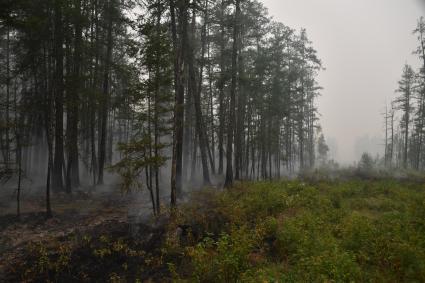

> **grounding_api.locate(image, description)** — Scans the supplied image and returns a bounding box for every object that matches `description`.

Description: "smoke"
[354,135,384,161]
[416,0,425,12]
[262,0,424,165]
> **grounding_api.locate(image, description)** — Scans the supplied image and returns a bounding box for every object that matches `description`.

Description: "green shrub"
[171,179,425,282]
[186,226,257,283]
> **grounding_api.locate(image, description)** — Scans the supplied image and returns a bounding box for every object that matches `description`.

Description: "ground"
[1,175,425,282]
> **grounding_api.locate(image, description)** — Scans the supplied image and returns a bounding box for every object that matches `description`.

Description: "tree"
[413,17,425,170]
[52,0,65,191]
[317,133,329,166]
[394,64,415,169]
[224,0,241,188]
[65,0,83,192]
[358,152,374,172]
[187,6,211,185]
[98,0,116,185]
[0,0,326,219]
[170,0,188,205]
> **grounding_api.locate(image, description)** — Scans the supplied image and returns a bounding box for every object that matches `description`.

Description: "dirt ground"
[0,184,161,281]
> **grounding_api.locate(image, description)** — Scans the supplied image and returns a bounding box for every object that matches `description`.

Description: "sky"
[261,0,425,164]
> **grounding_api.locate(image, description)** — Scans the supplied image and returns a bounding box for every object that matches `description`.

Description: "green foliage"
[186,226,257,283]
[169,179,425,282]
[113,137,167,193]
[9,178,425,282]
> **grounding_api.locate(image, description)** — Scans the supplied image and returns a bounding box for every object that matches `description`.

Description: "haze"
[262,0,425,164]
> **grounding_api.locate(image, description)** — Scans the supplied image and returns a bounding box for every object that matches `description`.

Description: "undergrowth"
[167,179,425,282]
[9,179,425,282]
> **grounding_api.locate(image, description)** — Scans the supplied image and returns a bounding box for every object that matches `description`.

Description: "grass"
[6,178,425,282]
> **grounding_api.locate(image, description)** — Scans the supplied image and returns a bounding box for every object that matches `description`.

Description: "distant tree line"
[384,17,425,171]
[0,0,324,217]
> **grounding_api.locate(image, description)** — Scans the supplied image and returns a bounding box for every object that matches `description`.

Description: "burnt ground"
[0,186,172,282]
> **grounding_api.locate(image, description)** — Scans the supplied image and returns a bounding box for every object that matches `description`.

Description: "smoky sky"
[262,0,425,164]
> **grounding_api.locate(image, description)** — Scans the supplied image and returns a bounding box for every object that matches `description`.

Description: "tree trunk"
[53,0,65,191]
[183,65,193,183]
[235,33,246,180]
[5,26,10,168]
[170,0,187,205]
[90,0,100,186]
[217,0,226,175]
[98,0,114,184]
[14,78,21,220]
[188,8,210,185]
[66,0,82,192]
[44,45,53,219]
[224,0,240,188]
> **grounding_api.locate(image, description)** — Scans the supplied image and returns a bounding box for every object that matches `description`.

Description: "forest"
[0,0,425,282]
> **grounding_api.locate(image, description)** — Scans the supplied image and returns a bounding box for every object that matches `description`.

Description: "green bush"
[169,179,425,282]
[186,226,257,283]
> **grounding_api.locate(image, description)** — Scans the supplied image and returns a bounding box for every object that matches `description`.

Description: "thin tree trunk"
[207,25,216,175]
[188,7,211,185]
[66,0,83,192]
[154,2,162,215]
[224,0,240,188]
[14,81,21,219]
[98,0,114,184]
[217,0,226,175]
[183,66,192,183]
[5,26,10,168]
[170,0,186,205]
[147,73,156,215]
[404,94,410,168]
[44,44,53,219]
[53,0,65,191]
[90,0,100,186]
[235,33,246,180]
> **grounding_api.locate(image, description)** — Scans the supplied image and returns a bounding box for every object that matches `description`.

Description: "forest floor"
[1,174,425,282]
[0,186,162,282]
[0,192,123,247]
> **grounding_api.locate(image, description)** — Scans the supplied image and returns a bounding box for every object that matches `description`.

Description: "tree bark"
[66,0,83,192]
[224,0,240,188]
[98,0,114,184]
[217,0,226,175]
[170,0,188,203]
[53,0,65,191]
[5,26,10,168]
[188,7,211,185]
[235,32,246,180]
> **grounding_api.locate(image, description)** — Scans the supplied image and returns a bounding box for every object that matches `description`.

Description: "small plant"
[186,226,257,282]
